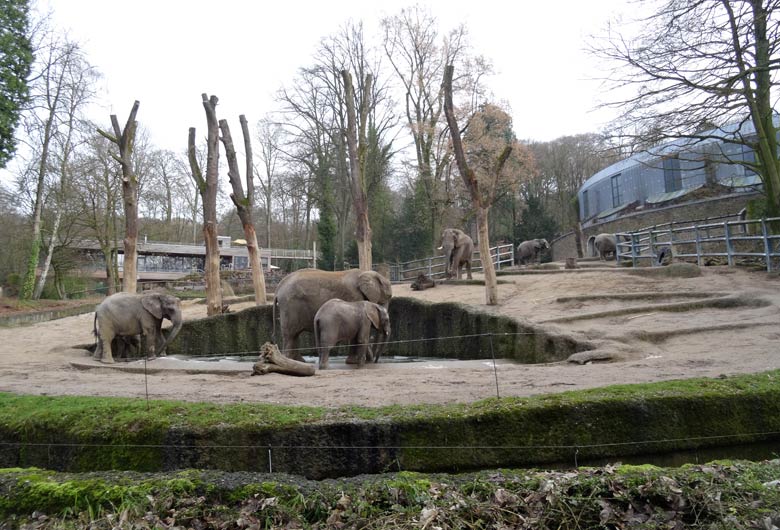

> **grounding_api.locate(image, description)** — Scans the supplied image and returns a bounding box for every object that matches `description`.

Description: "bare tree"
[219,115,267,305]
[255,118,282,254]
[341,69,373,270]
[97,101,139,293]
[593,0,780,218]
[443,66,512,305]
[188,94,222,316]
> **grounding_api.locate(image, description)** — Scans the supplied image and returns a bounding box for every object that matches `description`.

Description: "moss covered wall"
[2,373,780,479]
[166,298,591,362]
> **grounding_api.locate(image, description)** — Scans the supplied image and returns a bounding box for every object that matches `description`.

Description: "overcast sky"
[29,0,631,155]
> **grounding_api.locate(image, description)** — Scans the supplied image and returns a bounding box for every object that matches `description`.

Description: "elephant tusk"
[436,246,443,250]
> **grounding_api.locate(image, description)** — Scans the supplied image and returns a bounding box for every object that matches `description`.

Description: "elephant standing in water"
[273,269,393,361]
[594,233,617,261]
[439,228,474,280]
[313,299,391,369]
[93,292,183,363]
[516,238,549,265]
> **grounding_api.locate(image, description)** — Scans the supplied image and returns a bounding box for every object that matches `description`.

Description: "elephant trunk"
[159,309,183,355]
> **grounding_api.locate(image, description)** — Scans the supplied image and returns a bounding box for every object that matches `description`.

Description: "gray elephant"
[273,269,393,361]
[313,299,391,369]
[594,233,617,261]
[516,238,549,265]
[93,292,183,364]
[438,228,474,280]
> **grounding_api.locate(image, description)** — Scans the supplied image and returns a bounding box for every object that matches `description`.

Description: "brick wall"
[551,192,761,261]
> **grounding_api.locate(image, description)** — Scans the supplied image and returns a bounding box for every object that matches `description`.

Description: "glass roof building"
[577,118,777,224]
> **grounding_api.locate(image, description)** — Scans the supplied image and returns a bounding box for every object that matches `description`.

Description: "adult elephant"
[273,269,393,361]
[594,233,617,261]
[93,292,183,364]
[516,238,549,265]
[313,299,391,369]
[439,228,474,280]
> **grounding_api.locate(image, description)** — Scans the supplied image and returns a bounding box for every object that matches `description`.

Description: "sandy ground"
[1,264,779,408]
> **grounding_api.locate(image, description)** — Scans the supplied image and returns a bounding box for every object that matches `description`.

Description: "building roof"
[580,117,774,193]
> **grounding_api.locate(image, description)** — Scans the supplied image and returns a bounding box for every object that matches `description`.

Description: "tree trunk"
[33,209,62,299]
[188,95,222,316]
[98,101,140,294]
[342,70,373,271]
[219,116,267,305]
[476,207,498,305]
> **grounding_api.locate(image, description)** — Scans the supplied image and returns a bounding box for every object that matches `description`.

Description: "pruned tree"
[188,94,222,316]
[443,65,513,305]
[341,69,373,271]
[97,100,140,293]
[593,0,780,219]
[219,115,267,305]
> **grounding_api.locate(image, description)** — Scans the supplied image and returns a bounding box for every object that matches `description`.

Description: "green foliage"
[0,0,33,168]
[396,179,435,260]
[316,175,337,271]
[39,273,87,300]
[514,195,559,246]
[19,234,40,300]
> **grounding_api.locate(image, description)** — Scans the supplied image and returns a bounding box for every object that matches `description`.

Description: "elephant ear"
[358,271,392,304]
[364,304,382,330]
[141,295,164,320]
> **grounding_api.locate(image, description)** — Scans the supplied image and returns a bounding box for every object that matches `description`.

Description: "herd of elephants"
[90,229,619,369]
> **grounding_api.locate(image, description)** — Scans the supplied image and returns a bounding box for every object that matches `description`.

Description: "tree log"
[252,342,315,377]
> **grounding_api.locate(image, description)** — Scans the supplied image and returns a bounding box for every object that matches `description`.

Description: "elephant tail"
[313,315,321,353]
[93,311,98,338]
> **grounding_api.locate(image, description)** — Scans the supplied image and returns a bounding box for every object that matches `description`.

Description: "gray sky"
[35,0,629,152]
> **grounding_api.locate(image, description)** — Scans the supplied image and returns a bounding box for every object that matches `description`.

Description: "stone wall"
[551,192,760,261]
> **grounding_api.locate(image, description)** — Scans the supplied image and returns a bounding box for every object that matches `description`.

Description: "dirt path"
[1,266,779,407]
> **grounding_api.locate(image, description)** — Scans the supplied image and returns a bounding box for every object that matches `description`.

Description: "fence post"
[694,224,703,267]
[761,218,772,272]
[428,257,433,277]
[649,229,657,267]
[631,233,639,268]
[725,222,734,267]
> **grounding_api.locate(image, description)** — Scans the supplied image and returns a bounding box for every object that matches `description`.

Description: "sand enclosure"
[1,265,779,407]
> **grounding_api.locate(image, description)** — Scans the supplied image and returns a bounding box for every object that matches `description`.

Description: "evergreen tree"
[514,196,558,245]
[0,0,33,168]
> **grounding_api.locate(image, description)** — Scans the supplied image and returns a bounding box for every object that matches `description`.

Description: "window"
[582,190,590,218]
[611,174,622,207]
[663,157,681,192]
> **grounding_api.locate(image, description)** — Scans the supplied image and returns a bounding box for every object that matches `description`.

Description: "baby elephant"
[313,299,391,370]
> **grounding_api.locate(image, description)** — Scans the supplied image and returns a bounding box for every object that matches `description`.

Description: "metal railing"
[387,244,515,282]
[616,217,780,271]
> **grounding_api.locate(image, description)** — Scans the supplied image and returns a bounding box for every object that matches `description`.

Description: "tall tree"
[443,67,514,305]
[97,101,139,294]
[219,115,267,305]
[341,69,373,271]
[594,0,780,219]
[0,0,33,168]
[188,94,222,316]
[19,39,83,299]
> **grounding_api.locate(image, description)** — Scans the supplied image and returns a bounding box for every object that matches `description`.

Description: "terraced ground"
[0,261,778,406]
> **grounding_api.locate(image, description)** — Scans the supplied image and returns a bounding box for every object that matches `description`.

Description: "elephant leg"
[284,332,305,362]
[145,332,157,359]
[155,327,167,357]
[99,333,115,364]
[466,257,472,279]
[318,344,331,370]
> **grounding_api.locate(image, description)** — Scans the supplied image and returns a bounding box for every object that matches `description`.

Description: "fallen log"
[252,342,315,377]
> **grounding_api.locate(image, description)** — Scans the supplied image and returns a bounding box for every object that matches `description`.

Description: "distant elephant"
[594,233,617,261]
[516,238,549,265]
[93,292,183,364]
[438,228,474,280]
[313,299,391,369]
[273,269,393,361]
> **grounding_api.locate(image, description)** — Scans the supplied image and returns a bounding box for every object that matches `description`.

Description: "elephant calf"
[313,299,391,370]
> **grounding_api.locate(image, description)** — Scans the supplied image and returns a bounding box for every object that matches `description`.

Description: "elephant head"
[364,302,391,363]
[141,293,183,356]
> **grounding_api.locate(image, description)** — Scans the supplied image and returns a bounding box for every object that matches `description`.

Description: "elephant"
[516,238,549,265]
[438,228,474,280]
[273,269,393,361]
[594,233,617,261]
[93,292,183,364]
[313,299,391,369]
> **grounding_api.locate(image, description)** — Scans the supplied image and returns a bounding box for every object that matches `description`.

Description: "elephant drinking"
[273,269,393,361]
[438,228,474,280]
[313,299,391,369]
[93,292,183,364]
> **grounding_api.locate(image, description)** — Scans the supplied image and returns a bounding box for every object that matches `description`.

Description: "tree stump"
[252,342,315,377]
[565,257,578,269]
